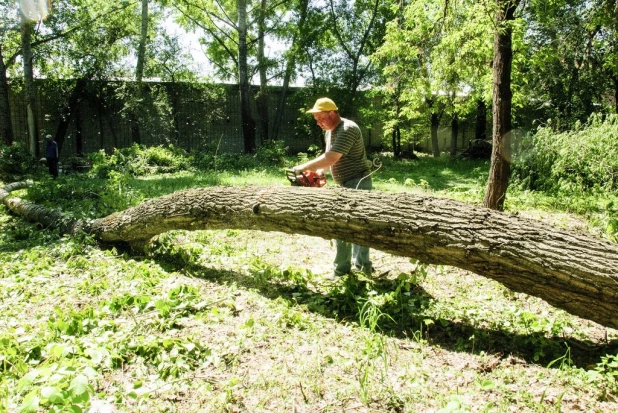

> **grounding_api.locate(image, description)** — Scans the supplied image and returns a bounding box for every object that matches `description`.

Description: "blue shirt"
[46,140,58,158]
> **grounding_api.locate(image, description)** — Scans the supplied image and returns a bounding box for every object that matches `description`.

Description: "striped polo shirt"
[327,117,371,185]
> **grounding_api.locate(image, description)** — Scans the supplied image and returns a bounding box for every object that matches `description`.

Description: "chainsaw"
[285,168,327,187]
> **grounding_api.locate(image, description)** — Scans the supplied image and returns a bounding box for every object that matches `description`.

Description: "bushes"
[513,114,618,192]
[89,144,190,178]
[89,141,291,179]
[0,142,42,181]
[190,139,289,171]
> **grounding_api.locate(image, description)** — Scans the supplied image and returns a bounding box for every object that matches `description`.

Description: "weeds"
[1,141,617,411]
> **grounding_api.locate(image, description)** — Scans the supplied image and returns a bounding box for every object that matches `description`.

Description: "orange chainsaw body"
[286,169,326,187]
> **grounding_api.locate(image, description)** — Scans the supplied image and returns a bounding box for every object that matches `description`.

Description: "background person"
[45,134,59,178]
[293,97,374,277]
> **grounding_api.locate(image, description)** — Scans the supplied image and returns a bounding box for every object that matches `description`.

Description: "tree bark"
[450,114,458,157]
[54,78,88,152]
[4,183,617,330]
[256,0,269,143]
[392,124,401,158]
[0,44,14,145]
[238,0,256,153]
[272,0,309,141]
[484,0,520,211]
[130,0,149,146]
[475,99,487,141]
[21,20,39,158]
[614,74,618,114]
[431,112,440,157]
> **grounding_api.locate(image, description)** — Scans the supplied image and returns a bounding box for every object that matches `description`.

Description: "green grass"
[1,154,617,412]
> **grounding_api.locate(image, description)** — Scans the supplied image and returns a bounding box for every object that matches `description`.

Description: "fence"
[7,79,477,157]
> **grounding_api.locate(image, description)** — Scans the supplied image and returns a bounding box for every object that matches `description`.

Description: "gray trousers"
[333,175,372,275]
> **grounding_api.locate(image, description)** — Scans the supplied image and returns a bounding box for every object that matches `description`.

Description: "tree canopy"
[2,0,618,206]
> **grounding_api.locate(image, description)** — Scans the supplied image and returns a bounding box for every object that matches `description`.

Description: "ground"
[2,212,617,412]
[110,230,618,411]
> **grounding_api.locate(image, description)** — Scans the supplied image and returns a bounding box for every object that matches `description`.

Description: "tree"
[3,182,618,330]
[271,0,309,141]
[42,1,142,151]
[237,0,256,152]
[170,0,291,152]
[20,19,39,158]
[519,0,618,129]
[372,0,494,157]
[0,2,19,146]
[325,0,388,106]
[0,0,144,155]
[0,43,14,146]
[483,0,521,211]
[128,0,151,146]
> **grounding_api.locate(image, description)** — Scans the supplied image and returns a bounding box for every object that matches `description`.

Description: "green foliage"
[370,0,494,150]
[190,139,290,172]
[3,137,618,411]
[588,353,618,395]
[88,144,190,178]
[17,366,94,413]
[0,336,29,378]
[513,114,618,192]
[145,231,206,268]
[520,1,618,129]
[252,140,288,166]
[0,142,41,181]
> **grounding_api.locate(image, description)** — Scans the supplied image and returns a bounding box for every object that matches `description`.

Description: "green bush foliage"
[88,144,190,178]
[87,141,291,179]
[189,139,290,171]
[513,114,618,192]
[0,142,41,181]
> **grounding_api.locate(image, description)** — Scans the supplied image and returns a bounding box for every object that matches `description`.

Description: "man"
[45,135,59,178]
[293,97,373,276]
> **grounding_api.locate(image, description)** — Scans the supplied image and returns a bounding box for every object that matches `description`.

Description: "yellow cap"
[306,97,338,113]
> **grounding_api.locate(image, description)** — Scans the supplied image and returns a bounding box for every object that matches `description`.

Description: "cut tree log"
[3,183,618,330]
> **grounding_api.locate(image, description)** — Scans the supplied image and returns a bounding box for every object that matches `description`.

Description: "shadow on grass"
[177,260,618,370]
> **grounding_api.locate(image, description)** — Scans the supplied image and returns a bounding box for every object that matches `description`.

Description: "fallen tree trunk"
[3,183,618,329]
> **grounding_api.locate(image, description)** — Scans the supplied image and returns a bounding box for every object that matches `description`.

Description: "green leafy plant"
[16,364,95,413]
[513,113,618,192]
[0,142,41,180]
[588,353,618,395]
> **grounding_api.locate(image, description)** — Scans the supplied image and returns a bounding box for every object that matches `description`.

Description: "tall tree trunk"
[0,45,13,145]
[256,0,269,143]
[272,0,309,141]
[4,183,618,330]
[431,112,440,157]
[75,102,83,155]
[615,75,618,114]
[328,0,380,107]
[238,0,255,153]
[450,114,458,157]
[131,0,149,145]
[484,0,520,211]
[0,65,11,147]
[97,83,106,152]
[392,124,401,158]
[21,20,39,157]
[168,84,182,145]
[475,99,487,140]
[54,78,88,152]
[136,0,148,85]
